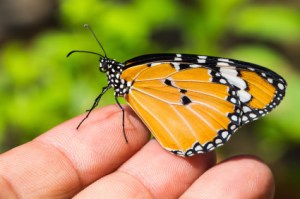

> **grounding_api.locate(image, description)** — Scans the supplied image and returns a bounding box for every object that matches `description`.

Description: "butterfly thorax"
[99,58,129,97]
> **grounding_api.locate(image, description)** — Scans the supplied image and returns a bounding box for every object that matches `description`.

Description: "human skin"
[0,105,274,199]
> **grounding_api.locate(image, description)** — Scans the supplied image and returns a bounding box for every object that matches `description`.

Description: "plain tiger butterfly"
[68,25,287,157]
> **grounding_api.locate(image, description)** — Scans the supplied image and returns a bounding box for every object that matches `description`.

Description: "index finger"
[0,105,150,198]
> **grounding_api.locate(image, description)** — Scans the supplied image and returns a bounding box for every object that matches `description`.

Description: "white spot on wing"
[217,62,230,66]
[206,143,214,151]
[219,78,227,84]
[218,58,230,62]
[242,115,248,121]
[230,125,236,130]
[150,63,161,67]
[226,134,231,141]
[172,62,181,70]
[220,67,238,76]
[194,145,202,152]
[221,131,229,139]
[268,78,273,83]
[279,78,285,83]
[278,83,285,90]
[218,58,234,64]
[215,139,222,144]
[230,97,237,104]
[242,106,252,113]
[231,115,238,122]
[237,90,252,103]
[197,59,206,63]
[222,73,247,90]
[190,64,199,68]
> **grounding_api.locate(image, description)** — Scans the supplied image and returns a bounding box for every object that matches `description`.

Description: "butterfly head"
[99,57,123,72]
[99,57,111,72]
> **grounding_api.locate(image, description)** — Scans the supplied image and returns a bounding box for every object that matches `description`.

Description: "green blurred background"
[0,0,299,198]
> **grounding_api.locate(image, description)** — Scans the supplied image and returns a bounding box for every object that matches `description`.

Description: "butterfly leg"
[115,96,128,143]
[77,86,110,129]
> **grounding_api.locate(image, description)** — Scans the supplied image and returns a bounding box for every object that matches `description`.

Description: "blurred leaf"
[265,74,300,141]
[226,44,289,71]
[232,5,300,42]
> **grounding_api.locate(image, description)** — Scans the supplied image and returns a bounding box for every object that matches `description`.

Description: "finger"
[180,155,275,199]
[74,140,216,199]
[0,105,149,199]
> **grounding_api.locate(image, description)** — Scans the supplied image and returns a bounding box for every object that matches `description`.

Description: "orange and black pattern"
[78,53,287,157]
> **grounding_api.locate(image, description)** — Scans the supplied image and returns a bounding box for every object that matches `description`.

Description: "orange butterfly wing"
[120,54,286,156]
[122,63,241,156]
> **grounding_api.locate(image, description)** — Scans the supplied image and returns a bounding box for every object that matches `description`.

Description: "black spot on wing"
[180,89,187,93]
[181,96,192,105]
[164,79,173,87]
[178,63,190,70]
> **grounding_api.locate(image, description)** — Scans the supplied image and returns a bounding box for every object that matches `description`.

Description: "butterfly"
[68,25,287,157]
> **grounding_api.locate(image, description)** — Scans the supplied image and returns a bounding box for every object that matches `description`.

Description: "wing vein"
[129,92,184,152]
[193,102,232,129]
[170,105,199,142]
[186,106,216,132]
[132,86,232,118]
[132,84,228,103]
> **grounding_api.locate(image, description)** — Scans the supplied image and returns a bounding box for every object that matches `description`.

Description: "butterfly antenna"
[84,24,107,57]
[66,50,103,58]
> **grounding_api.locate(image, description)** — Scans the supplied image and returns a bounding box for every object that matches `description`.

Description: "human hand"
[0,105,274,199]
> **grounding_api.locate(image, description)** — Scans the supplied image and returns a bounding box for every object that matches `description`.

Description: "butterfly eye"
[99,59,108,72]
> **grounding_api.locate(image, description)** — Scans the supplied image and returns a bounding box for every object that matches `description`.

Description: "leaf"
[232,5,300,42]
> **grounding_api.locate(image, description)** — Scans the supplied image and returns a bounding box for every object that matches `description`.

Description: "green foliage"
[0,0,299,160]
[232,5,300,42]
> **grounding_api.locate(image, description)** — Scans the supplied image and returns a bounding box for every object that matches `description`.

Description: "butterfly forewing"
[121,54,286,156]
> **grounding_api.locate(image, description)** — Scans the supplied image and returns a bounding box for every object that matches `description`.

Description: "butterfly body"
[98,58,128,96]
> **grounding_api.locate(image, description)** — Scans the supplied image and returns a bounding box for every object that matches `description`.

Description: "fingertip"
[181,155,275,199]
[224,155,275,199]
[116,140,216,198]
